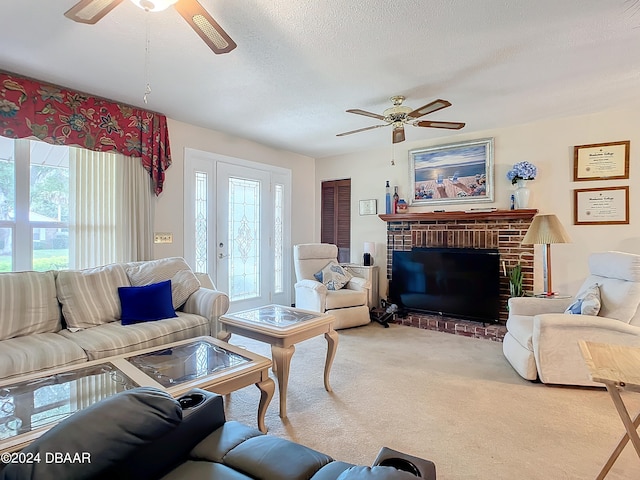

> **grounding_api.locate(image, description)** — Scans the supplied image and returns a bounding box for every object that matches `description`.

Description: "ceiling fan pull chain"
[143,10,152,104]
[391,141,395,166]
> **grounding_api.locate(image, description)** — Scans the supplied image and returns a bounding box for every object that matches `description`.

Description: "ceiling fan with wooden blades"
[64,0,237,54]
[337,96,465,144]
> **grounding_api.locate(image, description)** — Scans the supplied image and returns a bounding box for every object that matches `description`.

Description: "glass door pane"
[194,171,208,273]
[228,176,260,301]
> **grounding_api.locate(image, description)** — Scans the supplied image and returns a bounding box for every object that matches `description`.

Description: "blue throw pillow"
[119,280,177,325]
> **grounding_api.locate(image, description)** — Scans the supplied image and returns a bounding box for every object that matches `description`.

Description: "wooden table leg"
[271,344,295,418]
[255,377,275,433]
[323,329,339,392]
[596,383,640,479]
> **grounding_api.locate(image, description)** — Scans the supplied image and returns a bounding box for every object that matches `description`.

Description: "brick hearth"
[392,312,507,342]
[380,209,538,324]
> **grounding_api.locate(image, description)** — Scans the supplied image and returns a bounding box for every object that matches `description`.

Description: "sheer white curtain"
[69,148,154,269]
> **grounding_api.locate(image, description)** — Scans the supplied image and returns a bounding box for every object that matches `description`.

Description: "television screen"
[390,247,500,323]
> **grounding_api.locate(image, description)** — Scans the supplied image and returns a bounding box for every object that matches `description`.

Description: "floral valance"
[0,71,171,195]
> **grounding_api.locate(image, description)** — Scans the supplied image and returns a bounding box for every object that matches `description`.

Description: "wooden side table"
[220,305,338,419]
[579,340,640,479]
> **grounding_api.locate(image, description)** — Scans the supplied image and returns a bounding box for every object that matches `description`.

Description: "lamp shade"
[363,242,376,255]
[522,214,572,245]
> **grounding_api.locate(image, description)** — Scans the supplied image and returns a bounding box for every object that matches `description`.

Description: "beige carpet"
[224,323,640,480]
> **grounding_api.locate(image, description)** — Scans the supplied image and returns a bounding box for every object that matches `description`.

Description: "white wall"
[152,118,316,263]
[316,107,640,299]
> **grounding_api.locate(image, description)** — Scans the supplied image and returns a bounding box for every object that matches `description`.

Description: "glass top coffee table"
[0,336,274,454]
[220,304,338,418]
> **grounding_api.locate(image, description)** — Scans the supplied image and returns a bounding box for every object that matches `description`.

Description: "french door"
[184,149,291,312]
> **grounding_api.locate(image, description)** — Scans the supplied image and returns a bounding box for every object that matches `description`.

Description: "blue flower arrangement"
[506,161,537,185]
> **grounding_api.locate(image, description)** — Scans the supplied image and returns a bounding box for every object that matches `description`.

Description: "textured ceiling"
[1,0,640,158]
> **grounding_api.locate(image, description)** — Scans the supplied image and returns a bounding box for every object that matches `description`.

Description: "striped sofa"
[0,257,230,381]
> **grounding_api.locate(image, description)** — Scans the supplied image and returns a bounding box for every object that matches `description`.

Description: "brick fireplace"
[380,209,538,325]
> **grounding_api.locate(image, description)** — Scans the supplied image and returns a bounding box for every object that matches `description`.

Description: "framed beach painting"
[409,138,494,206]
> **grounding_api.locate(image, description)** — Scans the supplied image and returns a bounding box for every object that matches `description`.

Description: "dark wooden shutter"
[321,179,351,262]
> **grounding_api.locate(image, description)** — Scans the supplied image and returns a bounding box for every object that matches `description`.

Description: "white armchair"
[503,251,640,386]
[294,243,371,329]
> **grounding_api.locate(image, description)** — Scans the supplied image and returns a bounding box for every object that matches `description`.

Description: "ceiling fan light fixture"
[130,0,178,12]
[337,96,465,142]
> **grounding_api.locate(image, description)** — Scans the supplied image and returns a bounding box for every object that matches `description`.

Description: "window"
[0,137,69,272]
[0,136,153,272]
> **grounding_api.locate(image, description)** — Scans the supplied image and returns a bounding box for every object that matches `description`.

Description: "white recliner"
[294,243,371,329]
[503,251,640,386]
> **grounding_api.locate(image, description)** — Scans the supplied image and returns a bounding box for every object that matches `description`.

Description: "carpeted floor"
[223,323,640,480]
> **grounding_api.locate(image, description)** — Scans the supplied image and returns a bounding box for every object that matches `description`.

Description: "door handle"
[218,253,230,259]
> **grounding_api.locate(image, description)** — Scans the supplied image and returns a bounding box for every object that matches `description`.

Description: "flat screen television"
[390,247,500,323]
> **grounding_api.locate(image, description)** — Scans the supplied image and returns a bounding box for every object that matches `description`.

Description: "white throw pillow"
[125,257,200,308]
[314,261,353,290]
[565,284,601,316]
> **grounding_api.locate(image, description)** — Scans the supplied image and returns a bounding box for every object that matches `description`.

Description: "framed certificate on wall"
[359,199,377,215]
[574,186,629,225]
[573,140,630,181]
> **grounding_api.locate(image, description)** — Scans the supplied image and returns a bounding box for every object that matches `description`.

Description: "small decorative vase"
[513,179,530,209]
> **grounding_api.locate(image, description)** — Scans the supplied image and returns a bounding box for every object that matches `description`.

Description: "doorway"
[320,179,351,263]
[184,149,291,312]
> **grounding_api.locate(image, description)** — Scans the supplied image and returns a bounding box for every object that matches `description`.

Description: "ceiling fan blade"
[346,109,386,121]
[414,120,466,130]
[64,0,124,24]
[407,99,451,119]
[336,125,387,137]
[392,126,405,144]
[174,0,237,54]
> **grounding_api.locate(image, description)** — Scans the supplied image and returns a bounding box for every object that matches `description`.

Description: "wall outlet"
[154,232,173,244]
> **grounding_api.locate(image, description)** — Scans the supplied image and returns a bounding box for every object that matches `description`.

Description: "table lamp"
[521,213,572,296]
[363,242,375,266]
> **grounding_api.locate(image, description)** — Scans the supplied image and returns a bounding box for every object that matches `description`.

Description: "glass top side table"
[220,304,338,418]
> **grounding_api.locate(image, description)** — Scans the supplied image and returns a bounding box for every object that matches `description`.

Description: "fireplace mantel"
[379,209,538,222]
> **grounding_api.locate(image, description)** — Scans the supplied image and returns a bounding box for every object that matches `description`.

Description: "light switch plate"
[154,232,173,244]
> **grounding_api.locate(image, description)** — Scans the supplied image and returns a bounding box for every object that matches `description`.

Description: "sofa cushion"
[161,461,254,480]
[0,270,60,341]
[119,280,178,325]
[125,257,200,308]
[223,435,334,480]
[190,421,264,463]
[311,461,356,480]
[0,333,88,380]
[1,387,182,480]
[325,288,367,309]
[56,263,130,331]
[59,312,209,360]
